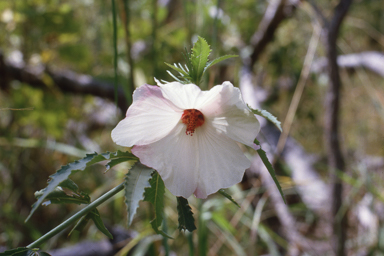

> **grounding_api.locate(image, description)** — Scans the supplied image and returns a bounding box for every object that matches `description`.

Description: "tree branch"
[0,52,129,113]
[323,0,352,255]
[248,0,299,67]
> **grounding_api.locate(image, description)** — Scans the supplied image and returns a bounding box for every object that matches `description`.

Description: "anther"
[181,109,205,135]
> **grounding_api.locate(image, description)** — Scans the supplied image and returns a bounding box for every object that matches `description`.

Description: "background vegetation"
[1,0,383,255]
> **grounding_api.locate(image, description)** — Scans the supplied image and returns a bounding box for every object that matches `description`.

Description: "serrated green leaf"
[35,187,91,206]
[218,189,240,208]
[176,197,196,232]
[251,108,282,132]
[254,139,286,204]
[144,172,172,239]
[204,55,238,72]
[105,150,138,170]
[27,151,137,222]
[190,36,211,84]
[124,162,154,225]
[89,208,113,239]
[0,248,51,256]
[58,179,79,193]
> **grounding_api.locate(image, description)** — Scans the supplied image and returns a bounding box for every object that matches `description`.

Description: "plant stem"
[26,182,125,249]
[112,0,119,107]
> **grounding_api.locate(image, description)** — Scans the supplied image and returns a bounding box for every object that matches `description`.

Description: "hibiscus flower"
[111,81,260,198]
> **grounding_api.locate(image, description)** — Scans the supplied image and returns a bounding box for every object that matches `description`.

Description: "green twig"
[26,182,125,249]
[112,0,119,107]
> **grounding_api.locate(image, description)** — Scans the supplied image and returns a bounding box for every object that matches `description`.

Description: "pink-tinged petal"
[132,123,199,198]
[192,122,251,198]
[199,82,260,147]
[159,82,203,109]
[111,84,182,147]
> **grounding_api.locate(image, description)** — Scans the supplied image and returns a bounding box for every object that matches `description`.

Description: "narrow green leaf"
[251,108,282,132]
[35,187,91,205]
[176,197,196,232]
[254,139,286,204]
[27,151,137,222]
[190,36,211,84]
[218,189,240,208]
[0,248,51,256]
[68,208,112,238]
[144,172,172,238]
[69,213,91,236]
[204,54,238,72]
[89,208,113,239]
[124,162,154,225]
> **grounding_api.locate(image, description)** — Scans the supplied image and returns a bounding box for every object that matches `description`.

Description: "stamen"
[181,109,205,136]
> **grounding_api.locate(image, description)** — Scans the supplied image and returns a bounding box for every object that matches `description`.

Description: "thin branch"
[249,0,299,66]
[0,52,128,113]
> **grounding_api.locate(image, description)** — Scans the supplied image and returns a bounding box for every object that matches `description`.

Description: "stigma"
[181,109,205,136]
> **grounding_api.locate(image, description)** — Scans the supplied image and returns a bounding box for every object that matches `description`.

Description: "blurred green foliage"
[0,0,384,255]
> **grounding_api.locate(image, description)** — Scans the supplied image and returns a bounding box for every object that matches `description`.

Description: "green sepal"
[27,151,137,222]
[124,162,154,226]
[251,108,282,132]
[176,197,196,232]
[218,189,240,208]
[143,172,172,239]
[0,248,51,256]
[254,139,286,204]
[35,187,91,206]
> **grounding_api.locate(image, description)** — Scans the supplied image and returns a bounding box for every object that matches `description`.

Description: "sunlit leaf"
[251,108,282,132]
[190,36,211,84]
[218,189,240,208]
[144,172,172,238]
[124,162,154,225]
[27,151,137,222]
[254,139,286,204]
[176,197,196,232]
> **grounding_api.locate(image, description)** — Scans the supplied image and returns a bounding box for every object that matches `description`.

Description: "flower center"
[181,109,205,136]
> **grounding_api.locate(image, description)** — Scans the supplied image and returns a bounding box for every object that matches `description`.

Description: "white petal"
[193,122,251,198]
[132,123,199,198]
[111,84,182,147]
[159,82,203,109]
[132,120,251,199]
[199,81,260,147]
